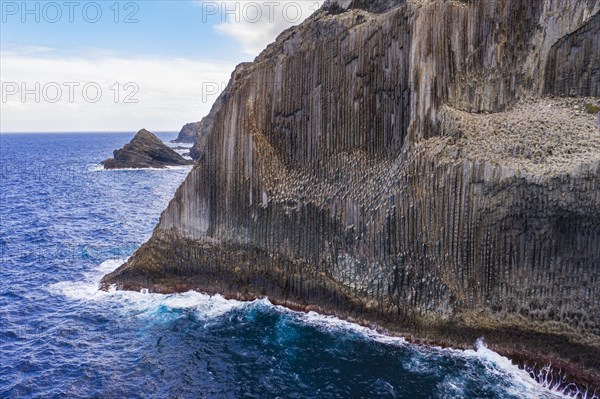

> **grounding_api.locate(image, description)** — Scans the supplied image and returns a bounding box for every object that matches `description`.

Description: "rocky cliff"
[103,0,600,389]
[171,122,200,144]
[189,80,233,160]
[102,129,194,169]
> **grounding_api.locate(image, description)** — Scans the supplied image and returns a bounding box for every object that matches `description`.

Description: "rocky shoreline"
[102,0,600,393]
[102,257,600,395]
[101,231,600,393]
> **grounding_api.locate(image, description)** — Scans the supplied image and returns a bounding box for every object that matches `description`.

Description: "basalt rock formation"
[171,122,200,144]
[103,0,600,390]
[189,83,232,160]
[101,129,194,169]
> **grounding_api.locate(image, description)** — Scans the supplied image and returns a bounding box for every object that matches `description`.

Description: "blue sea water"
[0,133,593,399]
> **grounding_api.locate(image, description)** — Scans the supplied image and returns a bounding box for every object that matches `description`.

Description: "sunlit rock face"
[103,0,600,386]
[172,122,200,144]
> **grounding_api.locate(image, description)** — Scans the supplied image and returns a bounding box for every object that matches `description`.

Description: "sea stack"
[101,129,194,170]
[102,0,600,389]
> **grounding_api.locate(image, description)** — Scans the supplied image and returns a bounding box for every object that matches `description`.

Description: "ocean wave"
[165,142,194,149]
[465,338,598,399]
[281,309,595,399]
[48,259,246,323]
[232,300,596,399]
[282,308,408,347]
[49,259,596,399]
[86,163,194,172]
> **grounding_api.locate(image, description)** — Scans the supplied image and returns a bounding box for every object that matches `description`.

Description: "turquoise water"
[0,133,592,398]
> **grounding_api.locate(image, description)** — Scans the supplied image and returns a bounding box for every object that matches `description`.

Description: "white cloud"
[0,1,327,133]
[0,46,234,133]
[198,1,324,55]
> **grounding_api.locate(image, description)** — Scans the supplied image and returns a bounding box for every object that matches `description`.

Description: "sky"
[0,0,324,133]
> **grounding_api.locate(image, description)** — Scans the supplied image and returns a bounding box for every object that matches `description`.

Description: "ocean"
[0,133,592,398]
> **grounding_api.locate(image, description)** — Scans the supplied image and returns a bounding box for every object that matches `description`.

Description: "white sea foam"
[163,165,195,171]
[165,142,193,149]
[50,259,597,399]
[461,339,598,399]
[270,307,596,399]
[166,142,193,154]
[48,258,126,301]
[86,163,193,172]
[86,163,105,172]
[48,258,245,322]
[282,308,408,347]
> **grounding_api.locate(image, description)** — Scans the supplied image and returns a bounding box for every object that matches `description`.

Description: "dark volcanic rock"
[171,122,200,144]
[189,74,236,160]
[101,129,194,169]
[103,0,600,389]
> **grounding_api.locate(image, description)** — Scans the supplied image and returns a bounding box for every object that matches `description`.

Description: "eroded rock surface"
[171,122,200,144]
[102,129,194,169]
[103,0,600,389]
[189,73,237,160]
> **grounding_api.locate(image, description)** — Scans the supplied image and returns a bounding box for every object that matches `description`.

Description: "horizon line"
[0,130,178,135]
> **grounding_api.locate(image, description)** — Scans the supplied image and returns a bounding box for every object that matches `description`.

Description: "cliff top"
[323,0,406,13]
[435,98,600,177]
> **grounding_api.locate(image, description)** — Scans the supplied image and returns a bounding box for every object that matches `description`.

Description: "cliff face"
[189,76,236,160]
[103,0,600,387]
[544,11,600,96]
[171,122,200,144]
